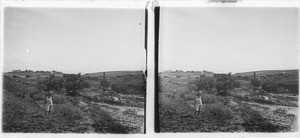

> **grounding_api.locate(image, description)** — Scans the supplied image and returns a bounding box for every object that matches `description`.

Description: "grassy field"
[158,70,298,132]
[2,70,145,133]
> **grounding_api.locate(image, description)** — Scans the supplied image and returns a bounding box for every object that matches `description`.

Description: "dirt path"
[91,102,144,133]
[243,101,298,115]
[243,101,298,131]
[94,102,144,116]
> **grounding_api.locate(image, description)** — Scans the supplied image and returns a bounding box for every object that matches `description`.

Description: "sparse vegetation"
[187,73,240,96]
[2,70,145,133]
[158,69,298,132]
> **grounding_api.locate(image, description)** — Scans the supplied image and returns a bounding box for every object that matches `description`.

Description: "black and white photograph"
[157,6,299,132]
[2,7,146,133]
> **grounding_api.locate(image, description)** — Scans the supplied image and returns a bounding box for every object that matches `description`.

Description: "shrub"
[109,74,146,95]
[111,82,143,95]
[251,79,261,88]
[261,82,279,93]
[251,79,260,87]
[32,92,46,102]
[54,104,84,126]
[201,94,225,104]
[261,81,298,95]
[52,94,68,104]
[63,74,90,96]
[3,76,27,98]
[186,82,197,92]
[36,74,91,96]
[193,76,216,92]
[2,92,27,132]
[202,103,234,123]
[36,80,47,91]
[100,79,110,88]
[189,73,240,95]
[214,73,240,95]
[181,92,194,101]
[42,77,65,92]
[25,74,31,78]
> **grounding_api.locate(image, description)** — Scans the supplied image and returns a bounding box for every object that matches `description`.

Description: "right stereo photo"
[156,7,299,133]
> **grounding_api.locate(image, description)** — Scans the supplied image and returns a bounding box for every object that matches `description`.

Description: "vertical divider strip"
[154,6,160,133]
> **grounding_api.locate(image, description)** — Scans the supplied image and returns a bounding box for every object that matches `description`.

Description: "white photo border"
[0,0,299,138]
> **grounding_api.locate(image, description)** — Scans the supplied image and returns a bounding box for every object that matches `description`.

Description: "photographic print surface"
[157,7,299,132]
[2,7,146,133]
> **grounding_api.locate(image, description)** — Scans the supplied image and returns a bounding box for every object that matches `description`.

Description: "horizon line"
[3,69,145,74]
[159,68,299,74]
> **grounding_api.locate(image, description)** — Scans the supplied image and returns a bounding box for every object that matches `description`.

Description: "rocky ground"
[92,102,145,133]
[158,75,298,132]
[244,101,298,132]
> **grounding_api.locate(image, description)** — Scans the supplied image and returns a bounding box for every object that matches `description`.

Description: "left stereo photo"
[2,7,146,134]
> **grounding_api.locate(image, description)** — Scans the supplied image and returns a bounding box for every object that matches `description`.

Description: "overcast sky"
[159,7,298,73]
[3,8,145,74]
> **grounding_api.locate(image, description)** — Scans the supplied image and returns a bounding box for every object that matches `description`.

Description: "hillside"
[85,70,144,77]
[158,69,298,132]
[234,69,298,77]
[2,70,145,133]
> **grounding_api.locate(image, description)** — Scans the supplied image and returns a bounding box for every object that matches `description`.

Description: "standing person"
[193,91,203,117]
[44,90,53,118]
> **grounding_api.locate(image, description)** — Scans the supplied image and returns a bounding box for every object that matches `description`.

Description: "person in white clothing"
[193,91,203,117]
[44,90,53,117]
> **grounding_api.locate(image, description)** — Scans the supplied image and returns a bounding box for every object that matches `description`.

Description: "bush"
[63,74,90,96]
[261,81,298,95]
[36,74,90,96]
[100,80,110,88]
[54,104,84,126]
[25,74,31,78]
[32,92,46,102]
[189,74,240,95]
[261,82,280,93]
[251,79,261,88]
[193,76,216,92]
[251,79,260,87]
[36,80,47,91]
[186,82,197,92]
[202,103,234,123]
[201,94,225,104]
[42,77,65,92]
[3,76,27,99]
[2,92,27,132]
[52,94,68,104]
[215,73,240,95]
[109,74,146,95]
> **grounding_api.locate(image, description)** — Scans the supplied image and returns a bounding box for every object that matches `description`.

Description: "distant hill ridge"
[4,70,144,78]
[234,69,298,77]
[84,70,144,77]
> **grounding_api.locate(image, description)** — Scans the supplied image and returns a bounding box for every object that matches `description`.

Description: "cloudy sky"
[159,7,298,73]
[3,8,145,73]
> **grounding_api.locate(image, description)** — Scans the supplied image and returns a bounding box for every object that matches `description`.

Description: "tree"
[214,73,239,95]
[63,74,89,96]
[251,79,261,90]
[38,76,65,92]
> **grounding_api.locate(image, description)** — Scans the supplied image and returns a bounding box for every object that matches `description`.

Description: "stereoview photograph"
[157,7,298,132]
[2,8,146,133]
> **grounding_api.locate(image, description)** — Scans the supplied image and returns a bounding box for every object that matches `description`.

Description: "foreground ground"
[158,71,298,132]
[2,71,145,133]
